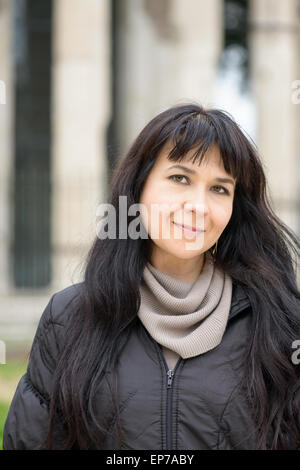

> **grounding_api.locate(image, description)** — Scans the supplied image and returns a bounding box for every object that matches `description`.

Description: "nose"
[184,187,209,212]
[181,190,209,228]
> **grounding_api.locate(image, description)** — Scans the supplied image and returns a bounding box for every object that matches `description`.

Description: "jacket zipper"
[166,369,175,449]
[162,303,249,449]
[157,347,182,450]
[139,301,250,449]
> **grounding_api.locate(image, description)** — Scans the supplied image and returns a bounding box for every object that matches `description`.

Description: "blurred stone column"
[115,0,223,153]
[51,0,111,290]
[0,0,14,294]
[249,0,300,234]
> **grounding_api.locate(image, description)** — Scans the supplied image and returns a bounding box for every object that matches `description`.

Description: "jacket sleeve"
[3,289,74,450]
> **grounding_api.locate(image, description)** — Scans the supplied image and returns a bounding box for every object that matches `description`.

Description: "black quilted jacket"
[3,281,277,450]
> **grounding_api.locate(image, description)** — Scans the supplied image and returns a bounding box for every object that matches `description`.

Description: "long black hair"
[47,103,300,449]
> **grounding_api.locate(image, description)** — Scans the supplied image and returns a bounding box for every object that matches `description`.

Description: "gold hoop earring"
[211,241,218,260]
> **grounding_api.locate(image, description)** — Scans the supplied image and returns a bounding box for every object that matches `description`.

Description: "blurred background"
[0,0,300,443]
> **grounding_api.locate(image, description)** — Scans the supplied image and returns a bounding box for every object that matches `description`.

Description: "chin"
[166,246,206,260]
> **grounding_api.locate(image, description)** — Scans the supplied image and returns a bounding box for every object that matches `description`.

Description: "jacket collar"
[229,282,251,320]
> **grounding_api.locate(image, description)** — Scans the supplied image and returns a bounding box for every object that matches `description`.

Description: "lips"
[172,221,204,233]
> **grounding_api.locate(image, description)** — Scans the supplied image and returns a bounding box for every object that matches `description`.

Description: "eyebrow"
[165,164,236,186]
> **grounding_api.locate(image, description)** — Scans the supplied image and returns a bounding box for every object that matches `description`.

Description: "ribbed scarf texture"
[137,251,233,370]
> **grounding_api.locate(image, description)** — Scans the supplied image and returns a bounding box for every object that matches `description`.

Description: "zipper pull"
[167,370,174,388]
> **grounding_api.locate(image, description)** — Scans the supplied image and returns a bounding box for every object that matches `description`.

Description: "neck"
[149,252,206,283]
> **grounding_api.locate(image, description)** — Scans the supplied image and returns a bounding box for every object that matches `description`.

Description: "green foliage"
[0,360,28,450]
[0,361,27,381]
[0,401,10,450]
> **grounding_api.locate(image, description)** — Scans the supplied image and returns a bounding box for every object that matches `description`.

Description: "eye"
[168,174,189,185]
[212,185,230,195]
[168,176,231,195]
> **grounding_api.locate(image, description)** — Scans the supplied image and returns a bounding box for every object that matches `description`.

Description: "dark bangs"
[155,105,257,192]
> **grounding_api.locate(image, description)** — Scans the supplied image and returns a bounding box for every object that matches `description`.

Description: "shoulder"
[29,282,84,364]
[49,281,84,326]
[3,283,85,449]
[26,282,85,394]
[34,282,84,336]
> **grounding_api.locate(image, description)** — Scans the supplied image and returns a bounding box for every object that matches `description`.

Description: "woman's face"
[139,141,236,267]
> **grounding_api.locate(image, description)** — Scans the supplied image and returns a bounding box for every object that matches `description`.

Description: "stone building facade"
[0,0,299,351]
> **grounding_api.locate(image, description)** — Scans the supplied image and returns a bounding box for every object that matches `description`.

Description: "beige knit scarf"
[137,251,233,370]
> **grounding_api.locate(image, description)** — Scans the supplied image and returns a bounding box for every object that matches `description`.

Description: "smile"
[172,221,204,234]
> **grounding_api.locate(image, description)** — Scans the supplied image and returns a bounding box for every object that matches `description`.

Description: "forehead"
[155,141,228,173]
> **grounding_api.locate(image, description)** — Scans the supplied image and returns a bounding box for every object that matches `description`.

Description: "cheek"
[141,203,174,238]
[140,188,171,236]
[140,199,183,242]
[211,202,233,229]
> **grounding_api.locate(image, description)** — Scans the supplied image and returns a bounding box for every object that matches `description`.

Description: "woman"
[3,103,300,450]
